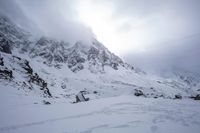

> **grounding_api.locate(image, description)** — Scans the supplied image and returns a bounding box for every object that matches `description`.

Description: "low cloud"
[1,0,200,73]
[0,0,94,44]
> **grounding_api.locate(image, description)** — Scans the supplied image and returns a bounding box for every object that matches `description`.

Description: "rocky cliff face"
[28,36,133,73]
[0,16,30,50]
[0,52,51,97]
[0,16,136,74]
[0,15,138,98]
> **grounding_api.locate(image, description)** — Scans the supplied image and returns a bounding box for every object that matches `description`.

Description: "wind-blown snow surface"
[0,95,200,133]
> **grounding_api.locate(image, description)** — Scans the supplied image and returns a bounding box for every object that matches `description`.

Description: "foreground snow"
[1,95,200,133]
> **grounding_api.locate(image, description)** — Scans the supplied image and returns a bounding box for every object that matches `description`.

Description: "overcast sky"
[0,0,200,74]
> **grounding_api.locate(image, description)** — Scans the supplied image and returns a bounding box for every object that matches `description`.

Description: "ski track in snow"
[1,96,200,133]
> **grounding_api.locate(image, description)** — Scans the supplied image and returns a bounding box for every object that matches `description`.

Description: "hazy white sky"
[0,0,200,73]
[75,0,200,55]
[75,0,200,73]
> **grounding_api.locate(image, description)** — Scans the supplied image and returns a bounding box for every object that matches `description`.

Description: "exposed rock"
[29,73,52,97]
[111,62,118,70]
[43,100,51,105]
[0,57,4,66]
[75,91,89,103]
[0,68,13,79]
[21,60,33,75]
[67,50,85,70]
[0,35,12,54]
[191,94,200,100]
[93,91,98,94]
[174,94,182,99]
[0,52,52,97]
[134,89,144,97]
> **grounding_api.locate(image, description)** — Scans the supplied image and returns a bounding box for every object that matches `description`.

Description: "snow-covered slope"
[1,95,200,133]
[0,15,200,106]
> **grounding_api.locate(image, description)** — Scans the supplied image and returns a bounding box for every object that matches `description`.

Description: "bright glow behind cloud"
[76,1,151,55]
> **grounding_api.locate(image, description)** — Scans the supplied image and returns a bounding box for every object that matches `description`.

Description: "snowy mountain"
[1,14,200,133]
[0,15,200,105]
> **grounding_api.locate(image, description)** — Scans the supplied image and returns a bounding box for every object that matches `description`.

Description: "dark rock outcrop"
[0,34,12,54]
[134,89,144,97]
[191,94,200,100]
[174,94,182,99]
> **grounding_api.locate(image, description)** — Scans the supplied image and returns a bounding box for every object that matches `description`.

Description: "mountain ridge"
[0,15,199,103]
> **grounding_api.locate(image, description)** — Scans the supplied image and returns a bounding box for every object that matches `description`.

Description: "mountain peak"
[0,16,135,73]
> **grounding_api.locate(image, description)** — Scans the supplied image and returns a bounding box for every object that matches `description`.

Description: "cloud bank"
[0,0,200,74]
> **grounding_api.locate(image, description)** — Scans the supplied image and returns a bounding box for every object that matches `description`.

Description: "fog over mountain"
[0,0,94,44]
[1,1,200,133]
[0,0,200,74]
